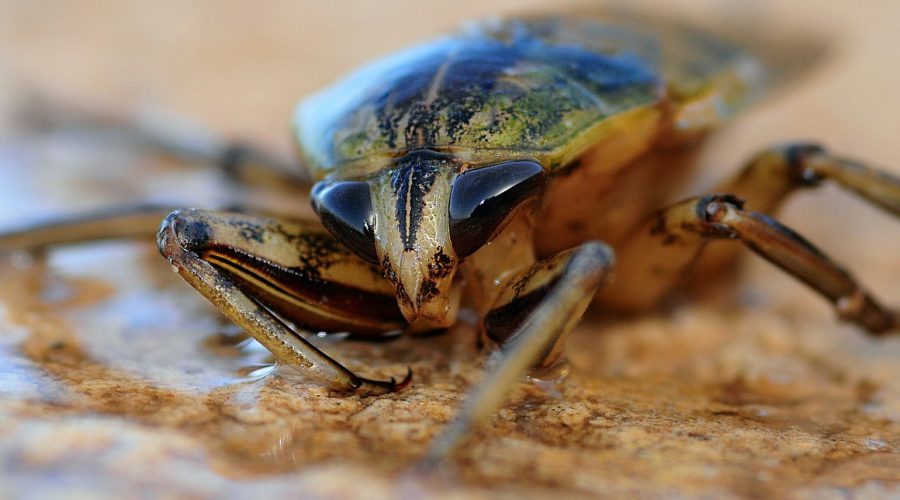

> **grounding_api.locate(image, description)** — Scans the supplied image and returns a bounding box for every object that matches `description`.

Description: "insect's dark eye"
[311,180,378,264]
[449,160,545,257]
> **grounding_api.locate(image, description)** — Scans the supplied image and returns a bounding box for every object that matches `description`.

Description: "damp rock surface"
[1,1,900,498]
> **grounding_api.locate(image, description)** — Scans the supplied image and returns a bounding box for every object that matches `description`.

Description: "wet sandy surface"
[1,1,900,498]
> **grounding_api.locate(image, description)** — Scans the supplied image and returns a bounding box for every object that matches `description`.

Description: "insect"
[2,15,899,462]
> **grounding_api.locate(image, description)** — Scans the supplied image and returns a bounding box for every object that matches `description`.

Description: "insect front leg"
[596,194,897,334]
[157,209,410,393]
[0,203,286,252]
[425,241,615,464]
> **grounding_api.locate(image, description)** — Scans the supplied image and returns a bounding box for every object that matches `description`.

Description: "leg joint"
[695,194,745,238]
[157,209,213,256]
[218,143,252,178]
[784,142,827,186]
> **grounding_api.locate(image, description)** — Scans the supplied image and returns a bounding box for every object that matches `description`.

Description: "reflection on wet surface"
[0,236,439,470]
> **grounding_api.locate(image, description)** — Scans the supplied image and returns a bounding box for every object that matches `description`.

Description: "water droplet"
[10,250,34,269]
[245,364,276,380]
[40,279,72,303]
[528,377,564,398]
[864,438,889,451]
[310,331,350,343]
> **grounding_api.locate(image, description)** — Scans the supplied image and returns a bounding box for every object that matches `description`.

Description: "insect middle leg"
[425,241,615,463]
[721,144,900,216]
[157,209,411,392]
[24,96,307,188]
[0,205,176,251]
[596,144,900,334]
[0,203,286,252]
[695,143,900,274]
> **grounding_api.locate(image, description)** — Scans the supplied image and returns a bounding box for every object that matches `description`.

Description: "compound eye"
[449,160,545,257]
[311,180,378,264]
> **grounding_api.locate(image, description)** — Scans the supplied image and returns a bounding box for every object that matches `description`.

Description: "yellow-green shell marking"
[295,16,764,180]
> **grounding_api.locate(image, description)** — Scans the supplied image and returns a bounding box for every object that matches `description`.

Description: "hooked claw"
[351,366,413,395]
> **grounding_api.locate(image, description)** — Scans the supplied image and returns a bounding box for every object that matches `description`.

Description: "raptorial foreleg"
[157,209,411,392]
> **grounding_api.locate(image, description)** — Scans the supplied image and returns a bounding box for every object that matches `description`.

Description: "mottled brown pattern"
[428,247,455,279]
[380,255,411,308]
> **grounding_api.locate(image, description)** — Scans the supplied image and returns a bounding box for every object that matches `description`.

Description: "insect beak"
[389,246,457,325]
[370,163,459,326]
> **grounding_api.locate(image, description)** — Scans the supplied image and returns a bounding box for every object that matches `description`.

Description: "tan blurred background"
[1,1,899,497]
[1,0,898,162]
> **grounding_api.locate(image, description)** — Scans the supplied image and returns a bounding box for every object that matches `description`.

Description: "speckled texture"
[1,1,900,498]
